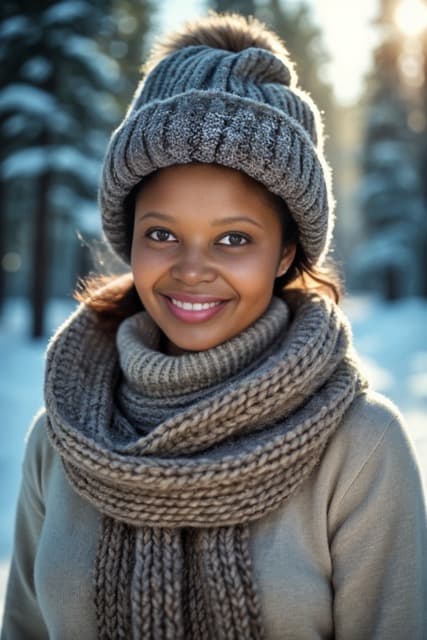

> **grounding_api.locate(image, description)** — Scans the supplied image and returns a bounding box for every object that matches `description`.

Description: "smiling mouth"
[168,297,223,311]
[162,295,229,323]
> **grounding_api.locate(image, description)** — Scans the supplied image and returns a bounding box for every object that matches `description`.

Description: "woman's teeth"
[170,298,222,311]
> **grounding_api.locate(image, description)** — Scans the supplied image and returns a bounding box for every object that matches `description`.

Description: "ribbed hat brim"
[100,89,334,264]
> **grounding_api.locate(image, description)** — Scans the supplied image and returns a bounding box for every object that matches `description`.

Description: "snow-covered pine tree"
[0,0,118,336]
[349,2,427,299]
[0,0,156,337]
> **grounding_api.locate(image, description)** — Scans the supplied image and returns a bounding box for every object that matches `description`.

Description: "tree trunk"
[30,162,50,338]
[384,265,400,301]
[30,59,56,339]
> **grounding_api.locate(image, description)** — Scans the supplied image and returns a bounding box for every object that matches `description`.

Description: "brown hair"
[76,13,342,329]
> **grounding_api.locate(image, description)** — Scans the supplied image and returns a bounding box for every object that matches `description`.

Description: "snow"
[1,295,426,616]
[1,148,47,179]
[73,85,120,123]
[42,1,92,25]
[21,57,52,83]
[0,16,32,40]
[2,146,101,187]
[49,185,101,234]
[1,114,27,137]
[0,84,73,135]
[47,147,101,185]
[72,202,101,234]
[61,35,120,87]
[0,84,59,118]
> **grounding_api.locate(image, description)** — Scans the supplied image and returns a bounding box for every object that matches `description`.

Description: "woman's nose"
[170,246,217,285]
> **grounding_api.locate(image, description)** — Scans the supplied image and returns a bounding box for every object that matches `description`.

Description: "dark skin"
[131,163,296,355]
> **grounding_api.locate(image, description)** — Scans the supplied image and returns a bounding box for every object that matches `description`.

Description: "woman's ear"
[276,244,296,278]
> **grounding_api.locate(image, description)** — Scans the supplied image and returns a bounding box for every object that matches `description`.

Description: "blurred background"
[1,0,427,613]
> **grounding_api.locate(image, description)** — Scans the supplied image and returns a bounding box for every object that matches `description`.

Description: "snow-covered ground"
[1,295,426,616]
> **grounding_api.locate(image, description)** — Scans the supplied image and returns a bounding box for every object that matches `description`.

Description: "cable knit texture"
[44,293,365,639]
[100,45,334,266]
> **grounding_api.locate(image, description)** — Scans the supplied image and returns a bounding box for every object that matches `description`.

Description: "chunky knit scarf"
[45,292,364,639]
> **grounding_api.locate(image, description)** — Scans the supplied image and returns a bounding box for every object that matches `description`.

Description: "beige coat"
[2,391,426,639]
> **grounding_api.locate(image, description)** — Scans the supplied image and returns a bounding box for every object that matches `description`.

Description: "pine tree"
[0,0,156,336]
[350,0,427,298]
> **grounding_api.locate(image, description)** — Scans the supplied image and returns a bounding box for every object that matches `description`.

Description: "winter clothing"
[42,292,362,638]
[100,45,334,266]
[2,392,426,639]
[2,292,427,639]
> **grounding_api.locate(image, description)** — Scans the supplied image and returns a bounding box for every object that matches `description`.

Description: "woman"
[2,12,426,640]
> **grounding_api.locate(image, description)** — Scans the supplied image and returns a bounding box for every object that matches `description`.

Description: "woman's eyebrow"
[211,216,264,229]
[137,211,264,230]
[137,211,175,223]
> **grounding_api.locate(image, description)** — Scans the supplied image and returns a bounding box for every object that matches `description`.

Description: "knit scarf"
[44,292,365,639]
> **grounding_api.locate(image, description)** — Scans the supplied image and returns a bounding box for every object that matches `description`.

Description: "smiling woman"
[75,168,339,330]
[130,163,295,354]
[2,11,426,640]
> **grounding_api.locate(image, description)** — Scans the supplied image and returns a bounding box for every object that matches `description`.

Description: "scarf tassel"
[94,516,264,639]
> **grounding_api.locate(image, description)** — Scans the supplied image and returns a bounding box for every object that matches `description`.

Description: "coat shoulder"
[322,389,424,522]
[331,389,410,460]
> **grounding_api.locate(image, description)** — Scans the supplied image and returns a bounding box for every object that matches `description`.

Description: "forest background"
[1,0,427,336]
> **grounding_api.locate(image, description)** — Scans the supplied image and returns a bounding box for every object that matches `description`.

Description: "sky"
[157,0,380,105]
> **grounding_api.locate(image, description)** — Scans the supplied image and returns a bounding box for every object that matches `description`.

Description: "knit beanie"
[99,16,335,266]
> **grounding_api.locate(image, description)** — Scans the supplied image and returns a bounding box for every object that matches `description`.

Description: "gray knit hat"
[100,40,335,265]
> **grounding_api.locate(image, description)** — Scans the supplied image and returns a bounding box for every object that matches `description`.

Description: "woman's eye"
[146,229,176,242]
[218,233,250,246]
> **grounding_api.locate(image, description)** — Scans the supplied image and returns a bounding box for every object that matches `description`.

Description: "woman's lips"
[162,295,229,323]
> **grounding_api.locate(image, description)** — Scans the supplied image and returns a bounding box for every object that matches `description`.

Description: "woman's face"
[131,163,295,355]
